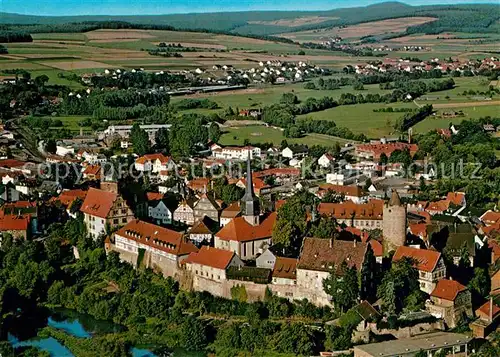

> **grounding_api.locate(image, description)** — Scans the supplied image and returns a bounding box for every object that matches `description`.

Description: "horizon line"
[2,1,499,18]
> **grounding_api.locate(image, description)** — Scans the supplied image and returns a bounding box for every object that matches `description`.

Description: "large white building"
[184,246,244,283]
[134,153,175,173]
[148,200,172,225]
[111,219,198,275]
[211,146,261,160]
[101,124,171,143]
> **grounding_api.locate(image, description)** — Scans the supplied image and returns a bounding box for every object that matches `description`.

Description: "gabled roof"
[80,187,118,219]
[393,246,442,273]
[189,216,219,235]
[430,279,468,301]
[221,201,241,218]
[238,177,270,192]
[194,193,220,211]
[83,164,101,176]
[298,237,367,273]
[445,232,476,257]
[0,214,30,231]
[187,177,210,191]
[352,300,380,321]
[51,189,87,206]
[446,192,465,206]
[115,219,197,257]
[184,245,236,270]
[135,153,171,165]
[476,300,500,320]
[272,257,297,280]
[369,239,383,257]
[481,210,500,226]
[426,199,451,213]
[318,199,383,220]
[216,212,276,242]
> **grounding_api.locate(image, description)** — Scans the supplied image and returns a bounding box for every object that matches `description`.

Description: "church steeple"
[241,152,260,225]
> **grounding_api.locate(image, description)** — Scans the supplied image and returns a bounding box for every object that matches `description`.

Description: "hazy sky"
[0,0,497,16]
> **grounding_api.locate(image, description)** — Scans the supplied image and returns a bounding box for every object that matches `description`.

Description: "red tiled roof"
[369,239,383,257]
[481,210,500,226]
[0,214,30,231]
[238,177,269,192]
[476,300,500,320]
[488,239,500,262]
[135,153,171,165]
[272,257,297,280]
[221,202,241,218]
[446,192,465,206]
[115,219,197,257]
[3,201,36,209]
[430,279,467,301]
[80,187,118,219]
[298,238,367,273]
[146,192,164,201]
[483,223,500,238]
[187,177,210,191]
[0,159,27,168]
[318,199,384,220]
[355,143,419,159]
[393,246,441,273]
[52,189,87,206]
[426,199,451,213]
[409,223,428,238]
[83,164,101,176]
[184,245,236,270]
[216,212,276,242]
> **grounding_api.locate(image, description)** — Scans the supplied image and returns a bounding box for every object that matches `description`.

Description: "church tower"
[241,153,260,226]
[383,190,407,252]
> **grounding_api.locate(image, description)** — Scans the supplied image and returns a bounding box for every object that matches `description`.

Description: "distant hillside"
[0,2,498,36]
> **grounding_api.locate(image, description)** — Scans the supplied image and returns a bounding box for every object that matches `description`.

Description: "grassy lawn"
[219,125,352,147]
[30,69,85,89]
[415,76,495,104]
[296,102,418,138]
[413,105,500,133]
[170,82,391,109]
[48,115,91,132]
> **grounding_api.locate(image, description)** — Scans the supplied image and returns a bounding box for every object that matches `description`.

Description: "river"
[7,308,158,356]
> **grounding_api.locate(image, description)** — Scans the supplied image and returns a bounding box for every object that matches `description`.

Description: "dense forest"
[0,30,32,43]
[0,2,498,36]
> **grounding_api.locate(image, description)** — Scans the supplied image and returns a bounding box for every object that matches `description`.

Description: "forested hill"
[0,2,499,36]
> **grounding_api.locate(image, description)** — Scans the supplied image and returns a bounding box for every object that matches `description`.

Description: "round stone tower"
[383,190,407,252]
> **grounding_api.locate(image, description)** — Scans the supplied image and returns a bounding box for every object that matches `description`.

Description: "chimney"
[490,297,493,322]
[353,239,357,248]
[329,238,333,249]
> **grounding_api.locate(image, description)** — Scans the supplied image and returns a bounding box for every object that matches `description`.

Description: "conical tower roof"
[388,189,402,206]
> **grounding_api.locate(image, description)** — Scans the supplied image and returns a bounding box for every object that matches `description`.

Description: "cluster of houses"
[79,60,326,91]
[0,116,498,356]
[351,56,500,75]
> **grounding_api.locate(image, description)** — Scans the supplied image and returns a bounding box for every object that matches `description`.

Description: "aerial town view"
[0,0,499,356]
